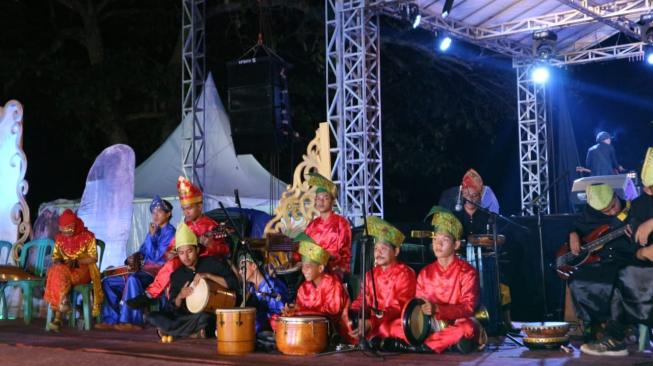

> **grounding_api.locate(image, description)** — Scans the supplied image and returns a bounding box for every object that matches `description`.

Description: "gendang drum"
[215,307,256,355]
[275,316,329,355]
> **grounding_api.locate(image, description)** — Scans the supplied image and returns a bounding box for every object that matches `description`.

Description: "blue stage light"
[412,14,422,29]
[647,52,653,65]
[439,36,452,52]
[532,66,550,84]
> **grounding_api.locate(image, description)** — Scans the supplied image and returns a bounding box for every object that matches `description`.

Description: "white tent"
[40,73,285,258]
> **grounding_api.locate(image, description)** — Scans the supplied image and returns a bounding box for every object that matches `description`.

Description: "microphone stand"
[462,198,524,347]
[520,170,569,320]
[218,202,276,308]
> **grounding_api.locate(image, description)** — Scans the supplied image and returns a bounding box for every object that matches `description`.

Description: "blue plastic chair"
[0,239,54,323]
[0,240,12,265]
[46,239,105,331]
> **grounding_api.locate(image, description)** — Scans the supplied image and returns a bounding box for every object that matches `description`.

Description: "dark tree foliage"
[0,0,514,221]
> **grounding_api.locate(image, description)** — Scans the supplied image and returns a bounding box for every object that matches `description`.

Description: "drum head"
[402,298,432,346]
[278,316,328,323]
[186,278,209,313]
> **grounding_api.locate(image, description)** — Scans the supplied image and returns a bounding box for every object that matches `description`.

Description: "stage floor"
[0,320,651,366]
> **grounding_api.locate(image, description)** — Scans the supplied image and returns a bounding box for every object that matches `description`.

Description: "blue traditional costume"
[240,253,289,333]
[100,196,175,327]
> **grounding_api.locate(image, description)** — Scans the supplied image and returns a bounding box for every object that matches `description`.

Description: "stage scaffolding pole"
[181,0,206,191]
[326,0,384,225]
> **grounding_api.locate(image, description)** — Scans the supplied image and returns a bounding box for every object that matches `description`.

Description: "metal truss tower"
[326,0,384,224]
[181,0,206,190]
[516,65,550,215]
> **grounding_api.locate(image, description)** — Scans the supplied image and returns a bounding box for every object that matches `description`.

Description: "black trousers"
[148,310,216,338]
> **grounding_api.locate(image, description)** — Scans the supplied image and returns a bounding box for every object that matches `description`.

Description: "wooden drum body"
[275,316,329,355]
[215,307,256,355]
[186,278,236,314]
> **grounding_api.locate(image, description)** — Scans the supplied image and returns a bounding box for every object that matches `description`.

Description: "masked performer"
[45,209,103,331]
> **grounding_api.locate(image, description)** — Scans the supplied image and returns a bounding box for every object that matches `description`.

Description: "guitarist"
[582,148,653,357]
[567,183,634,347]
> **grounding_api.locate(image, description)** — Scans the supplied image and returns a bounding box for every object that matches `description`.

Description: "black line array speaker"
[227,56,293,154]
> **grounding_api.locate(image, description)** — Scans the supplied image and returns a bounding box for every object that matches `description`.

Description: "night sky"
[2,1,652,223]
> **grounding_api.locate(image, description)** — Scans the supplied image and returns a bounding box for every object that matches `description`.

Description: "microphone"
[234,189,241,208]
[454,185,463,212]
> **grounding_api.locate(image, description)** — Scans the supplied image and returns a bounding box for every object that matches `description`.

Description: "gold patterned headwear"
[308,172,337,197]
[586,183,615,211]
[366,216,404,248]
[177,176,203,206]
[296,232,330,266]
[642,147,653,188]
[462,168,484,194]
[174,223,198,250]
[426,206,463,240]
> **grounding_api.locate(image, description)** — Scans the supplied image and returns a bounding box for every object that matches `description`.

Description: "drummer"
[127,176,230,309]
[304,172,352,280]
[349,216,416,346]
[97,196,176,331]
[284,232,355,345]
[385,207,481,353]
[238,251,290,333]
[148,223,238,342]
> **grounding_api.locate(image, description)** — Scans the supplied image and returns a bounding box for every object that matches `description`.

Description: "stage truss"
[325,0,651,218]
[181,0,206,191]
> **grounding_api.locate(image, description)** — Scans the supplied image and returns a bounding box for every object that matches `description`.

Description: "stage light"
[438,36,452,52]
[647,53,653,65]
[532,66,550,84]
[532,30,558,60]
[405,3,421,29]
[442,0,455,19]
[645,45,653,65]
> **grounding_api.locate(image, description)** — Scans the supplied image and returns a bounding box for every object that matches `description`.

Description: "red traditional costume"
[144,177,230,298]
[351,262,416,339]
[305,213,352,274]
[44,209,104,316]
[296,272,355,344]
[414,257,479,353]
[350,216,416,341]
[293,232,355,344]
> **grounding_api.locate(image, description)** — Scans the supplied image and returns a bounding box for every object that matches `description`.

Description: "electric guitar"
[555,224,628,280]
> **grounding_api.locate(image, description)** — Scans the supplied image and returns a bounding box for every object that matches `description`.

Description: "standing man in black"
[585,131,625,176]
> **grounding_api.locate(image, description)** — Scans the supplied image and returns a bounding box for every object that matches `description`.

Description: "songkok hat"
[366,216,404,248]
[426,206,463,240]
[177,176,203,206]
[586,183,615,211]
[462,169,483,194]
[296,232,330,266]
[174,223,198,250]
[596,131,611,143]
[150,195,173,213]
[642,147,653,188]
[308,172,337,197]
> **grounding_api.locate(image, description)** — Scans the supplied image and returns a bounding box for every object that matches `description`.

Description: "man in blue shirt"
[97,196,176,330]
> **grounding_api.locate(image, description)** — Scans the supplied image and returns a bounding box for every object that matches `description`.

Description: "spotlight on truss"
[638,13,653,43]
[645,45,653,65]
[438,36,452,52]
[532,30,558,60]
[442,0,455,19]
[403,3,421,29]
[532,65,550,84]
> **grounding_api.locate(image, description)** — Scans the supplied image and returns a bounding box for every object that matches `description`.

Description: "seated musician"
[581,149,653,357]
[238,252,289,333]
[454,169,513,331]
[567,183,634,350]
[284,232,355,345]
[97,196,176,330]
[304,172,352,280]
[349,216,416,346]
[385,207,480,353]
[148,223,238,342]
[127,176,230,308]
[45,209,103,332]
